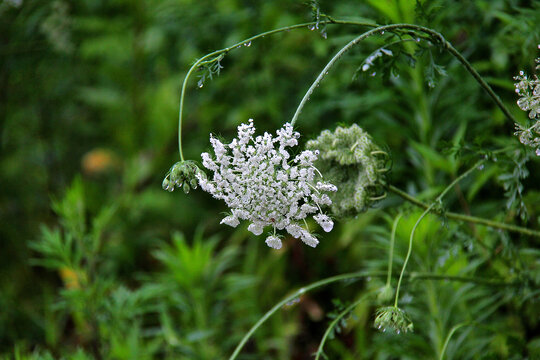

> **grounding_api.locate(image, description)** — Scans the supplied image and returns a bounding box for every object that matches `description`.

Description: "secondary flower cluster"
[513,47,540,156]
[162,160,206,193]
[374,306,414,334]
[197,119,337,249]
[306,124,388,217]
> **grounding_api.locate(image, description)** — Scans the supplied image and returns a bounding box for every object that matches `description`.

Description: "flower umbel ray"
[197,119,337,249]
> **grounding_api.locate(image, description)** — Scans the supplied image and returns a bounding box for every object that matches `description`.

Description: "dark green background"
[1,0,539,359]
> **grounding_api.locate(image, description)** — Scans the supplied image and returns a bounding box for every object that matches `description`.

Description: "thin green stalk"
[290,23,516,126]
[228,271,384,360]
[176,20,377,160]
[439,322,470,360]
[315,292,374,360]
[386,213,402,287]
[387,185,540,238]
[393,160,484,308]
[394,203,435,307]
[178,20,516,160]
[228,269,514,360]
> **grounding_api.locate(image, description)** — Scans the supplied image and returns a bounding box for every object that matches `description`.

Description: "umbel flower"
[197,119,337,249]
[306,124,388,218]
[513,47,540,156]
[162,160,206,193]
[374,306,413,334]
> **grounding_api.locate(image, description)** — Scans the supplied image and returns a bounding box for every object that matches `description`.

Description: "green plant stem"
[386,213,402,287]
[228,269,514,360]
[387,185,540,238]
[393,160,484,308]
[176,20,377,160]
[439,322,470,360]
[290,23,516,126]
[178,20,516,160]
[315,292,374,360]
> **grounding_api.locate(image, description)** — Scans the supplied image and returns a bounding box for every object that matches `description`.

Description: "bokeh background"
[1,0,540,359]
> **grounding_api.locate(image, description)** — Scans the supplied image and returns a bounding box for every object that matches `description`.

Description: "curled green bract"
[162,160,206,194]
[374,306,413,334]
[306,124,388,217]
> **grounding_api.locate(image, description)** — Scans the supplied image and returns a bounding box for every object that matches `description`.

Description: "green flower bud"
[162,160,206,193]
[374,306,413,334]
[162,178,170,191]
[306,124,389,218]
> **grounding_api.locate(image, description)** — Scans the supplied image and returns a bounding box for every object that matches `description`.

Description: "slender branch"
[290,23,516,126]
[387,185,540,238]
[394,203,435,307]
[229,270,515,360]
[386,213,402,287]
[394,160,484,308]
[315,292,374,360]
[439,322,471,360]
[176,20,377,160]
[178,20,516,160]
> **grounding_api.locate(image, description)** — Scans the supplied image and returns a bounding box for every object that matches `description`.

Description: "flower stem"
[315,292,374,360]
[229,269,514,360]
[386,213,402,287]
[178,20,516,160]
[393,160,484,308]
[386,184,540,238]
[176,20,376,160]
[439,322,471,360]
[290,23,516,127]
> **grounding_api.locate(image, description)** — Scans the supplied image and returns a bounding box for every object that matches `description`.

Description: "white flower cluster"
[513,47,540,156]
[514,70,540,120]
[197,119,337,249]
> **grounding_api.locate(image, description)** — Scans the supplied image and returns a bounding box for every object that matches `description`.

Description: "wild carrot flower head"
[197,119,337,249]
[306,124,388,217]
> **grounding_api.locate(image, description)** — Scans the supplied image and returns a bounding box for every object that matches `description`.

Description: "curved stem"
[290,24,516,126]
[387,185,540,238]
[439,322,470,360]
[315,292,374,360]
[178,20,515,160]
[176,20,377,160]
[394,160,484,308]
[394,203,435,307]
[228,271,384,360]
[386,213,402,287]
[228,269,514,360]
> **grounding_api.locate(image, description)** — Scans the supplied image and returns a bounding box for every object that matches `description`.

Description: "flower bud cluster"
[306,124,388,217]
[374,306,413,334]
[514,122,540,157]
[197,119,337,249]
[162,160,206,194]
[514,47,540,156]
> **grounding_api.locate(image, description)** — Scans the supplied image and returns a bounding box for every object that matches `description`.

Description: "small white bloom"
[286,224,303,238]
[220,215,240,228]
[316,182,338,192]
[265,235,282,249]
[314,214,334,232]
[248,222,264,236]
[300,230,319,247]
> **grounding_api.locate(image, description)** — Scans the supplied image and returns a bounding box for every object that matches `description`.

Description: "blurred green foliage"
[1,0,540,359]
